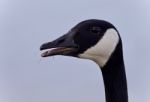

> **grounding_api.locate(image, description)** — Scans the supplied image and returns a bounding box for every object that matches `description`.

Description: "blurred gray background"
[0,0,150,102]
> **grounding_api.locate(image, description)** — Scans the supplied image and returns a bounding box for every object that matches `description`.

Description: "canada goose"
[40,19,128,102]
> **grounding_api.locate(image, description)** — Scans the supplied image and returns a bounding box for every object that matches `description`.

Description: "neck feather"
[99,42,128,102]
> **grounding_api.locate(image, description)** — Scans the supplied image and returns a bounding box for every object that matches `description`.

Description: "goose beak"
[40,32,78,57]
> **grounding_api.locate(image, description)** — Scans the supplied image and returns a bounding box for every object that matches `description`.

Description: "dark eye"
[90,27,101,34]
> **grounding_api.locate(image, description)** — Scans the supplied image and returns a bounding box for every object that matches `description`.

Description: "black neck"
[101,42,128,102]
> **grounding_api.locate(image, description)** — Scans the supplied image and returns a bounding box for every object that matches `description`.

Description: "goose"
[40,19,128,102]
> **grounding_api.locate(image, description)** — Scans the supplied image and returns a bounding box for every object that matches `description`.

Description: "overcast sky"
[0,0,150,102]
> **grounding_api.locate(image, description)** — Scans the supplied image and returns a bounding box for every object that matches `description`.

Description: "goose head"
[40,19,120,68]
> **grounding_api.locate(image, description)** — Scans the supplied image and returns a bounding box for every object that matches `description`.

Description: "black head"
[40,19,120,67]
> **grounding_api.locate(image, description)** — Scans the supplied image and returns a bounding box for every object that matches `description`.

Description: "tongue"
[41,48,61,57]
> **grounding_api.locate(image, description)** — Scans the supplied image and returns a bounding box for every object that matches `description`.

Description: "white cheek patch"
[79,28,119,68]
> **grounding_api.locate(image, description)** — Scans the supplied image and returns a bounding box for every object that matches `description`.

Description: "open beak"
[40,32,78,57]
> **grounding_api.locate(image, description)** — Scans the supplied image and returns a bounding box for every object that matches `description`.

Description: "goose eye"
[90,27,101,34]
